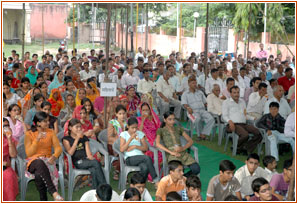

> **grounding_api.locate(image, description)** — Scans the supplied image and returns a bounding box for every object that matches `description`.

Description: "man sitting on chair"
[222,86,262,155]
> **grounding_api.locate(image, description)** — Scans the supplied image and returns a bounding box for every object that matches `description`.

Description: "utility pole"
[130,3,134,57]
[21,3,25,78]
[77,3,80,52]
[263,3,267,45]
[104,4,112,128]
[126,5,129,57]
[72,3,75,54]
[204,3,209,81]
[247,3,252,59]
[145,3,148,52]
[42,4,45,54]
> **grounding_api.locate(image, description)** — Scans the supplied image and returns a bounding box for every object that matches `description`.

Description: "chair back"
[17,141,27,160]
[57,131,64,142]
[112,138,125,168]
[97,129,108,149]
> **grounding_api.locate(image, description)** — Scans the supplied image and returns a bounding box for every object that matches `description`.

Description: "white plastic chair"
[63,139,110,201]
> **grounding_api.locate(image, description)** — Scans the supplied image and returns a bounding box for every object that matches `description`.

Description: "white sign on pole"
[100,83,117,97]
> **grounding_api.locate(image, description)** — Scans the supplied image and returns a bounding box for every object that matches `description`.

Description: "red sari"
[48,88,64,117]
[3,137,19,201]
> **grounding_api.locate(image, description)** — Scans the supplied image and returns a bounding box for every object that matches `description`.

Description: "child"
[41,101,59,134]
[156,160,186,201]
[207,160,242,201]
[123,187,141,201]
[179,175,202,201]
[120,172,152,201]
[257,102,295,161]
[249,177,279,201]
[270,159,293,201]
[166,192,182,201]
[262,155,277,181]
[120,117,159,184]
[80,184,120,201]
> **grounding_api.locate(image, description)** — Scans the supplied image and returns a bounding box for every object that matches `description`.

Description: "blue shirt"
[120,131,145,159]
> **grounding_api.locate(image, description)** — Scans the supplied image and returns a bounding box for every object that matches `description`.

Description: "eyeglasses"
[259,187,272,194]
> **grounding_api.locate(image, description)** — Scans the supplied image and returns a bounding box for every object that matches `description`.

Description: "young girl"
[24,93,45,130]
[16,77,30,98]
[25,112,63,201]
[155,111,200,177]
[120,117,159,184]
[39,82,49,99]
[62,118,106,189]
[41,101,59,134]
[107,104,127,180]
[59,94,76,127]
[3,82,21,106]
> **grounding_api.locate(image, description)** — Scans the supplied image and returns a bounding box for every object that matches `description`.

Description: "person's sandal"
[54,194,64,201]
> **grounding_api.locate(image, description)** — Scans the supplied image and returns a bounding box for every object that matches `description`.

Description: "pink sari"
[3,137,19,201]
[137,102,162,181]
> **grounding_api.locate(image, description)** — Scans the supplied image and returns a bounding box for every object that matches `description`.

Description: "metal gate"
[208,18,231,52]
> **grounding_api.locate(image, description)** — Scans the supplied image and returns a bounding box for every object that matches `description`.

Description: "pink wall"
[30,4,68,40]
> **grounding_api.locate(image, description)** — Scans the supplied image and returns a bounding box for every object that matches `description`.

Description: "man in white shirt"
[134,47,144,66]
[247,83,268,120]
[231,68,245,98]
[80,184,120,201]
[222,86,262,154]
[137,69,155,94]
[239,67,251,88]
[79,61,97,82]
[157,70,181,119]
[267,79,278,99]
[222,77,235,99]
[205,68,224,95]
[234,153,268,200]
[206,84,224,116]
[167,64,181,92]
[263,85,291,119]
[121,62,140,89]
[179,63,193,93]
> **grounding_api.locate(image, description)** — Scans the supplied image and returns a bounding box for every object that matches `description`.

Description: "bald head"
[273,85,284,100]
[212,84,221,97]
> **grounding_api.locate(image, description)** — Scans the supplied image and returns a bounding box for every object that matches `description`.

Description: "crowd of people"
[2,43,295,201]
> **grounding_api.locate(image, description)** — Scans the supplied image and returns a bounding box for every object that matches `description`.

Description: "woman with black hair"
[16,77,31,98]
[41,101,59,134]
[24,112,63,201]
[62,118,106,189]
[24,93,45,130]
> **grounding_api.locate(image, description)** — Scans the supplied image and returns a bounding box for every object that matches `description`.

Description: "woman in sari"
[3,118,19,201]
[25,66,38,86]
[125,85,140,117]
[137,93,159,116]
[75,88,87,107]
[86,82,100,103]
[59,93,76,127]
[62,79,76,101]
[39,82,49,99]
[16,77,31,98]
[6,71,20,89]
[48,88,64,117]
[137,102,162,181]
[24,112,63,201]
[48,71,64,94]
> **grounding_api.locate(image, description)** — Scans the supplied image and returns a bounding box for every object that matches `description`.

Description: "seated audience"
[41,101,59,134]
[244,77,262,104]
[6,104,26,143]
[262,155,277,182]
[156,112,200,176]
[3,118,19,201]
[80,184,120,201]
[24,93,45,130]
[207,160,241,201]
[249,177,279,201]
[179,175,202,201]
[257,102,295,161]
[120,172,153,201]
[156,160,186,201]
[59,93,76,127]
[270,159,293,201]
[182,76,215,140]
[284,112,295,138]
[206,84,225,116]
[234,154,267,200]
[277,68,294,95]
[24,112,63,201]
[120,117,159,184]
[166,191,182,201]
[62,118,106,189]
[125,85,140,116]
[123,187,141,201]
[247,82,268,120]
[222,86,262,154]
[222,77,235,99]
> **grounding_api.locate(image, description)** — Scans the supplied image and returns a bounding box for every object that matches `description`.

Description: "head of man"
[252,178,273,201]
[219,160,236,183]
[138,47,143,53]
[143,69,150,80]
[130,172,146,196]
[163,70,171,81]
[277,64,284,74]
[230,86,240,102]
[258,83,268,97]
[285,68,293,79]
[251,77,262,91]
[273,85,284,100]
[167,64,175,76]
[259,43,264,50]
[269,102,279,118]
[245,153,260,175]
[239,67,246,78]
[283,159,293,183]
[186,175,201,201]
[211,68,219,79]
[83,62,89,71]
[183,63,191,75]
[226,78,235,92]
[96,184,113,201]
[188,75,197,91]
[168,160,184,182]
[231,68,239,79]
[212,84,221,97]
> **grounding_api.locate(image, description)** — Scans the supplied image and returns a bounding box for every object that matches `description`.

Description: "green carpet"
[193,143,244,200]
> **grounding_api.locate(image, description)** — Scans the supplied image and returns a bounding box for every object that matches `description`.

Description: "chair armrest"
[63,150,74,174]
[17,155,26,181]
[96,142,110,169]
[190,145,199,163]
[11,157,17,171]
[147,142,160,177]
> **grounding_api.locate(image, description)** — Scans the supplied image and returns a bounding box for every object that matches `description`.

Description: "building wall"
[30,3,68,40]
[3,9,24,40]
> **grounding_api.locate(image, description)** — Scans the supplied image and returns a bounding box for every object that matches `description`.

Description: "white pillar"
[25,9,31,43]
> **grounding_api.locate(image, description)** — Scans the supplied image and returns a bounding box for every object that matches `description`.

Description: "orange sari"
[48,88,64,117]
